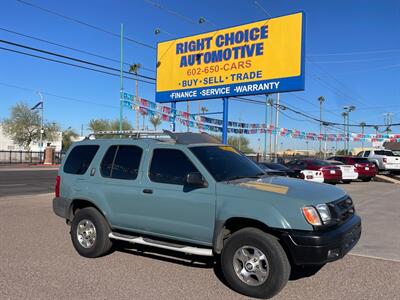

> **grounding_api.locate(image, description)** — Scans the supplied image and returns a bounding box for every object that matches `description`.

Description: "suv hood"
[228,176,347,205]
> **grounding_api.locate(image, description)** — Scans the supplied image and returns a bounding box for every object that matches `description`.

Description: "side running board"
[109,232,213,256]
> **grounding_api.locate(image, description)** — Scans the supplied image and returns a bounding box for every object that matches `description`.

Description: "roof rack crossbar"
[86,130,173,140]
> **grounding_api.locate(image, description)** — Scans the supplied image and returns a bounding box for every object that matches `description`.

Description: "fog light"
[327,249,340,259]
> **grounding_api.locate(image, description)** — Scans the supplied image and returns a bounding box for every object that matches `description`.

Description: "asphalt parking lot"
[0,172,399,299]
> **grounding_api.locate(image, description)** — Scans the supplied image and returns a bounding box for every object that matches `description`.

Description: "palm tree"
[150,115,162,131]
[200,106,208,115]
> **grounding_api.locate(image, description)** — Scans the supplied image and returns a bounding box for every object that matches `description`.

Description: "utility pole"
[274,93,280,163]
[318,96,325,157]
[323,122,328,159]
[384,112,393,134]
[342,112,348,153]
[360,122,366,151]
[187,101,190,132]
[306,140,309,156]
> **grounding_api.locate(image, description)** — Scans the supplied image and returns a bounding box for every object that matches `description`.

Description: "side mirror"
[186,172,207,187]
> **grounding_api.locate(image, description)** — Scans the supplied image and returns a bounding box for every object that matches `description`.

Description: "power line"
[0,81,118,109]
[0,27,156,73]
[308,48,400,57]
[15,0,156,49]
[308,56,400,64]
[0,39,156,82]
[144,0,198,25]
[0,46,155,85]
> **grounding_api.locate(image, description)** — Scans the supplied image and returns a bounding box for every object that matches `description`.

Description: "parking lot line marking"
[0,184,27,187]
[349,253,400,263]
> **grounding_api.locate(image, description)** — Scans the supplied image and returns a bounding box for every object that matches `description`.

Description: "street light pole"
[37,92,44,157]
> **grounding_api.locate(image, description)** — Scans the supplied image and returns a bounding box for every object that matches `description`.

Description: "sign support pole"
[171,102,176,132]
[222,97,229,144]
[119,23,124,131]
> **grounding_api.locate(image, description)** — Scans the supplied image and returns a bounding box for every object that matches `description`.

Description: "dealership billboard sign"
[155,12,305,103]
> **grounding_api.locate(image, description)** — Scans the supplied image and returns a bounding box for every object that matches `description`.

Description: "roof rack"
[85,130,222,145]
[86,130,171,140]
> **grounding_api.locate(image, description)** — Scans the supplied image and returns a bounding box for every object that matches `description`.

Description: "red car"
[329,156,377,182]
[286,159,342,184]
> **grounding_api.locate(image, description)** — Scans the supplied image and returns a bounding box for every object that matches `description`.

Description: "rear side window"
[374,150,394,156]
[100,146,118,177]
[149,149,199,185]
[63,145,99,175]
[101,145,143,180]
[364,151,370,157]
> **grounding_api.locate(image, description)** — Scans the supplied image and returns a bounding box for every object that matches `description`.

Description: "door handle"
[143,189,153,194]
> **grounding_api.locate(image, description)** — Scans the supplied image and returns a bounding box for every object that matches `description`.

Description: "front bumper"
[281,214,361,265]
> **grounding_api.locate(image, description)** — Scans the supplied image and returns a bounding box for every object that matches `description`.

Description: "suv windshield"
[190,146,264,182]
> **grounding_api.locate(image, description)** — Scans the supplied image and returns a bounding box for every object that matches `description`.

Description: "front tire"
[342,180,352,184]
[70,207,113,258]
[221,228,290,299]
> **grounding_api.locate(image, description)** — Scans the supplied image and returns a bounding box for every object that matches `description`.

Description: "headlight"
[316,204,331,224]
[302,204,331,226]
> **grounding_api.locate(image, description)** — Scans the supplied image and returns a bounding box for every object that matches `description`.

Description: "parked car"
[286,159,342,184]
[299,169,324,183]
[257,163,287,176]
[258,162,294,177]
[328,156,377,182]
[326,160,358,183]
[357,150,400,173]
[53,131,361,299]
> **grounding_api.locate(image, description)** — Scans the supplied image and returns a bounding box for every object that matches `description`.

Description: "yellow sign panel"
[156,12,305,102]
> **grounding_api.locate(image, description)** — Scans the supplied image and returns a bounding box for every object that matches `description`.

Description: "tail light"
[55,175,60,197]
[383,158,387,163]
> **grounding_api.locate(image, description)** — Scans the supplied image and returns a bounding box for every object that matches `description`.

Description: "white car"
[327,160,358,183]
[299,170,324,183]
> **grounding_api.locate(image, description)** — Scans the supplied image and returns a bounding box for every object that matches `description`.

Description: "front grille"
[328,196,355,224]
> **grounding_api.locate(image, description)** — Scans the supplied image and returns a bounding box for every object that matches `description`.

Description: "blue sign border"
[155,11,305,103]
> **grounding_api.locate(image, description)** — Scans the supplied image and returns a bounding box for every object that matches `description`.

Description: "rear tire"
[70,207,113,258]
[342,180,351,184]
[220,228,290,299]
[361,177,371,182]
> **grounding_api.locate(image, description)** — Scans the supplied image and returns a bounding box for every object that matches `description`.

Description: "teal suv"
[53,131,361,299]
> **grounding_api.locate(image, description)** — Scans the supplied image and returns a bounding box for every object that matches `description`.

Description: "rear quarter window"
[63,145,99,175]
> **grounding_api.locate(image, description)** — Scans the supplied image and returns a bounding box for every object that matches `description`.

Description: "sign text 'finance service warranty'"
[156,12,305,102]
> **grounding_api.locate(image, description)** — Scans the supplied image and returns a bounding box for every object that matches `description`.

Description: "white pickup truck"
[357,150,400,173]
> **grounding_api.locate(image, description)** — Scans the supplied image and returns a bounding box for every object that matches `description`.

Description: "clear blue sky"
[1,0,399,151]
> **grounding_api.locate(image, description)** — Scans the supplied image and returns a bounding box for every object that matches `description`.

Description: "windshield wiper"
[226,173,266,182]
